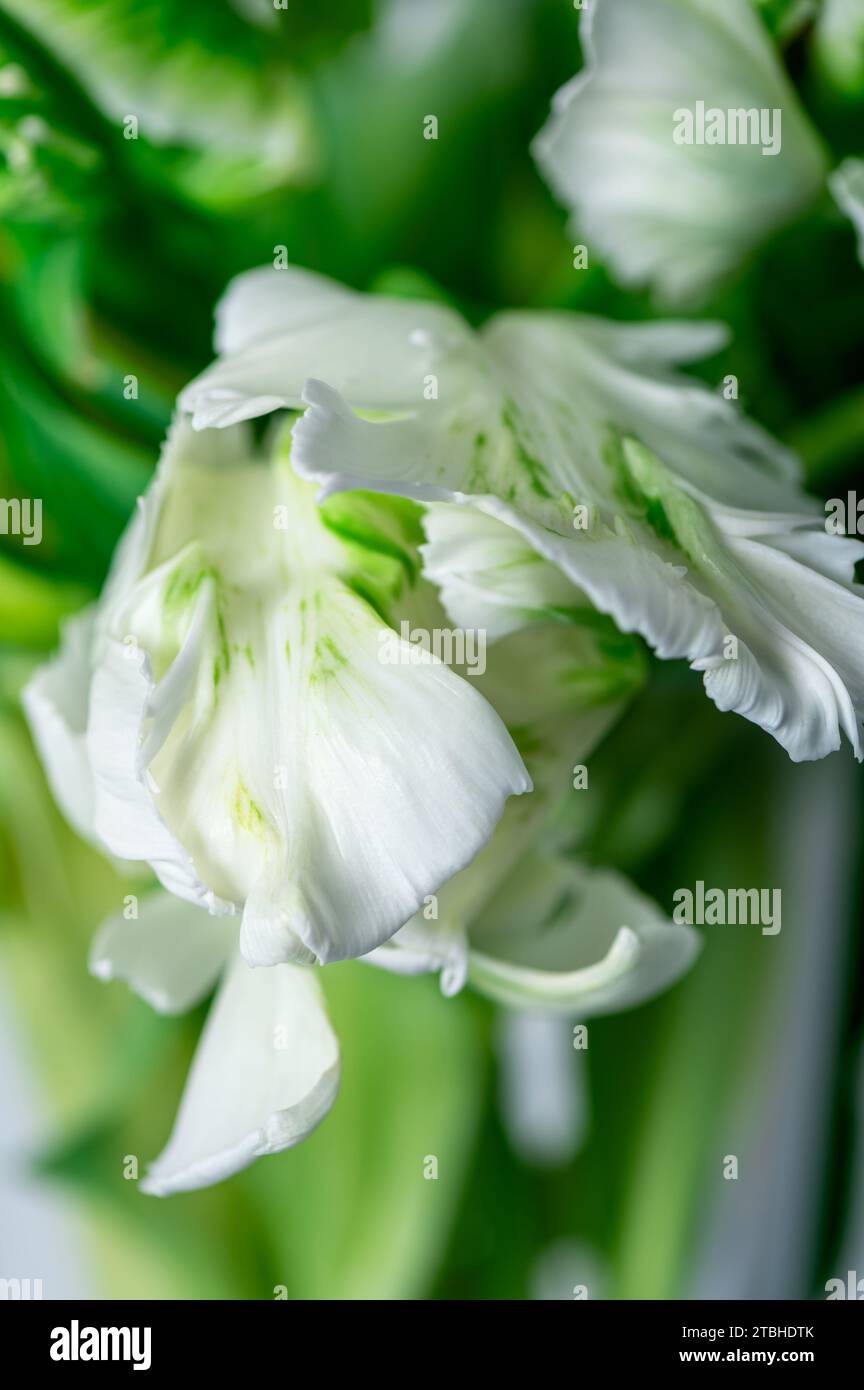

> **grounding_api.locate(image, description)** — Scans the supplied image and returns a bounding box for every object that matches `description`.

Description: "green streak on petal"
[162,559,216,614]
[619,438,717,570]
[342,575,392,625]
[233,781,267,839]
[320,489,424,579]
[501,402,554,500]
[603,431,649,517]
[216,609,230,675]
[320,489,424,620]
[311,634,348,684]
[212,608,231,689]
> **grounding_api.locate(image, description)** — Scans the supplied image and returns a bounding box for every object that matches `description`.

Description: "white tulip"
[23,414,531,969]
[183,263,864,762]
[23,424,696,1193]
[80,611,692,1196]
[29,261,785,1195]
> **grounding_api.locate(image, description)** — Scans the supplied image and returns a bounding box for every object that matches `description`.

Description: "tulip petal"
[370,849,701,1016]
[622,438,864,760]
[532,0,826,303]
[90,890,236,1015]
[420,503,583,641]
[22,606,98,843]
[88,415,529,965]
[467,853,701,1015]
[141,952,339,1196]
[293,301,864,761]
[181,264,473,429]
[365,616,645,999]
[231,575,531,967]
[86,581,233,913]
[177,262,864,762]
[363,916,470,998]
[293,375,728,666]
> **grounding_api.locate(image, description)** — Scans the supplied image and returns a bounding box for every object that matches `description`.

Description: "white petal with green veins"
[178,262,864,761]
[63,413,530,966]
